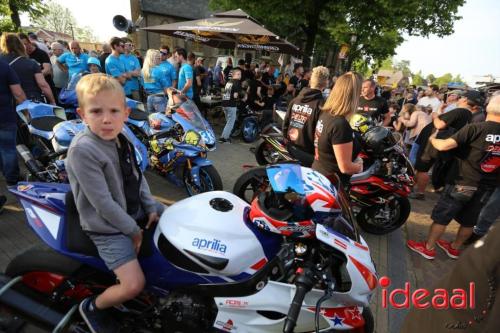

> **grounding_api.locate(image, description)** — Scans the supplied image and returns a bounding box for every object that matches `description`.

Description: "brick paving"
[0,133,461,333]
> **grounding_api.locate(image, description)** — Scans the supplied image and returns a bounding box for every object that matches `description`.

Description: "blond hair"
[76,73,125,109]
[322,72,362,117]
[310,66,329,90]
[142,49,161,83]
[0,33,27,57]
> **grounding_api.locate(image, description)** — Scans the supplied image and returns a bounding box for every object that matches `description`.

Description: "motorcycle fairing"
[213,280,366,332]
[316,224,377,305]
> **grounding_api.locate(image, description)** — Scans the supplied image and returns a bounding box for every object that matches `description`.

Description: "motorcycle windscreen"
[266,163,305,195]
[173,100,207,131]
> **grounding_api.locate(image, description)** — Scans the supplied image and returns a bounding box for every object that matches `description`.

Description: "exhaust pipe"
[0,274,65,327]
[16,144,44,177]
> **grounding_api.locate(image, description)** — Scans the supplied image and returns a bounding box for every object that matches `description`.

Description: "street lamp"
[69,23,75,40]
[346,34,357,71]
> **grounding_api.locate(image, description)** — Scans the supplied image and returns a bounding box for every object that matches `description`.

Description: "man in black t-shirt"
[407,95,500,260]
[220,69,243,143]
[357,79,388,122]
[99,43,111,73]
[19,33,57,100]
[288,64,304,97]
[411,90,484,199]
[283,66,329,167]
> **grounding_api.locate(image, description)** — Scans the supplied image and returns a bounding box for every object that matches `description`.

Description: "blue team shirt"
[142,66,170,94]
[105,55,129,94]
[177,63,193,98]
[120,53,141,93]
[58,52,89,79]
[158,61,177,89]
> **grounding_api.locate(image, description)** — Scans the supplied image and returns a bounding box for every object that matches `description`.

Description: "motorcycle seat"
[128,109,149,121]
[30,116,64,132]
[65,192,154,258]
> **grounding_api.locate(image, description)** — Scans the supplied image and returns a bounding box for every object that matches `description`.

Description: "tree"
[412,70,425,86]
[31,0,97,41]
[426,74,436,84]
[452,74,464,83]
[0,0,47,31]
[434,73,453,87]
[32,0,76,37]
[209,0,466,66]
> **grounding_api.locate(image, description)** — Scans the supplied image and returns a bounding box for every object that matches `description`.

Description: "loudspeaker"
[113,15,135,33]
[244,53,252,65]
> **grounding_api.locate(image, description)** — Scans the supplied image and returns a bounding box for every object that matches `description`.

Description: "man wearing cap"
[407,94,500,260]
[158,45,177,91]
[411,90,485,200]
[57,40,89,79]
[441,90,461,113]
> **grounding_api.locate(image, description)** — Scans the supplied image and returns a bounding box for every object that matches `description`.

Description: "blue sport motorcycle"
[15,100,148,183]
[0,164,376,332]
[127,92,222,196]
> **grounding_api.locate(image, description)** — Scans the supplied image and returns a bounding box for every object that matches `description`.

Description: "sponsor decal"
[485,134,500,144]
[17,184,33,192]
[216,319,237,331]
[192,237,227,254]
[225,299,249,308]
[278,224,315,233]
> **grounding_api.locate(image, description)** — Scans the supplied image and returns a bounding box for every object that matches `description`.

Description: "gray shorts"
[87,233,137,271]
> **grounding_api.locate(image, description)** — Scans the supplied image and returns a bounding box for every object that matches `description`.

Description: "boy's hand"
[145,212,159,229]
[132,230,143,254]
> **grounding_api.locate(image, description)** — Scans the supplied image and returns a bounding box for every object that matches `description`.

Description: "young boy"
[65,74,162,333]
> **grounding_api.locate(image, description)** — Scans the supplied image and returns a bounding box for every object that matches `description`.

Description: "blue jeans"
[147,95,167,113]
[221,107,237,139]
[0,126,20,185]
[473,187,500,235]
[409,142,420,165]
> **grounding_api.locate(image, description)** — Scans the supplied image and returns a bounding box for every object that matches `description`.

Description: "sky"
[21,0,500,85]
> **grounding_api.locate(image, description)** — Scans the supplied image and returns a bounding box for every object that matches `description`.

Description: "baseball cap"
[462,90,484,106]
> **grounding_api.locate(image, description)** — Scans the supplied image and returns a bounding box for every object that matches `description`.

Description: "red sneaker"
[436,240,460,259]
[407,240,435,260]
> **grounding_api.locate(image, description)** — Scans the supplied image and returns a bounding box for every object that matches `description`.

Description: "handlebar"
[283,267,317,333]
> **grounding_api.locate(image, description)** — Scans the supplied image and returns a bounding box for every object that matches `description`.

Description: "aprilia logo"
[485,134,500,144]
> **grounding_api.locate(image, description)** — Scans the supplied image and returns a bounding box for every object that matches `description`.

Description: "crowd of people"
[0,29,499,332]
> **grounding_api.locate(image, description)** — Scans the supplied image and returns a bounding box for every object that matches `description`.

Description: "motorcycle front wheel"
[233,166,269,203]
[356,195,411,235]
[184,165,223,196]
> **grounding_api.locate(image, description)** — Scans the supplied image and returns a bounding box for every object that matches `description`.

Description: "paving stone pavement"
[0,132,461,333]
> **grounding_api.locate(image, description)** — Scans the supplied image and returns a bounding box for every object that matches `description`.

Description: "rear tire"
[184,165,223,196]
[233,167,269,203]
[255,140,282,165]
[356,195,411,235]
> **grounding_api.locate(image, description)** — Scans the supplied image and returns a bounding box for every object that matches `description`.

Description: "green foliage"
[32,0,75,36]
[426,74,436,84]
[412,70,425,86]
[30,0,97,41]
[0,0,47,30]
[434,73,453,87]
[209,0,465,66]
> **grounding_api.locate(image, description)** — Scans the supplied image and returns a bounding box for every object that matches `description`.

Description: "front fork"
[186,155,212,188]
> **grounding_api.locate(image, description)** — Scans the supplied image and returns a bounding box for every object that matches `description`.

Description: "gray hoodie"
[66,127,160,237]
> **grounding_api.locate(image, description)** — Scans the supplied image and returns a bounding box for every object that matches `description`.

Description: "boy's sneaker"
[0,195,7,214]
[79,297,117,333]
[436,240,460,259]
[218,137,231,144]
[407,240,435,259]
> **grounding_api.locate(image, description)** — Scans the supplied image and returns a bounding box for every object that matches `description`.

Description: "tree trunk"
[301,0,324,67]
[8,0,21,31]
